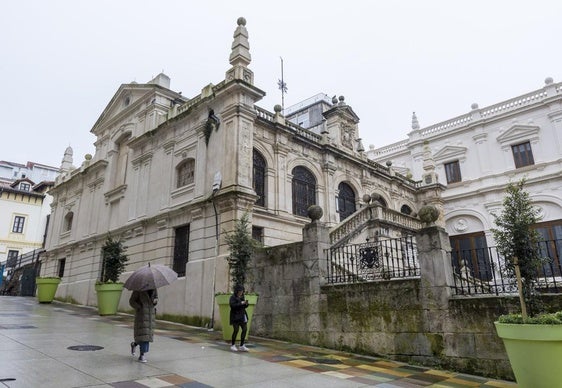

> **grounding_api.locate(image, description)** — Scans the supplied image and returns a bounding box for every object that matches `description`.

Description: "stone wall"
[249,222,562,381]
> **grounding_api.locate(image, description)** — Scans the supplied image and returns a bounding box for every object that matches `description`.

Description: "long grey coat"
[129,290,157,343]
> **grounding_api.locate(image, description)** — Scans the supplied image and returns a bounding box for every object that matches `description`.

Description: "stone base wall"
[249,225,562,381]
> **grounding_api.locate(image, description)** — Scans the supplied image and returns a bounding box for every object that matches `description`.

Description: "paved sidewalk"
[0,296,516,387]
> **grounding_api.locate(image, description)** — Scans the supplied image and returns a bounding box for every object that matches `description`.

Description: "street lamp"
[209,171,221,330]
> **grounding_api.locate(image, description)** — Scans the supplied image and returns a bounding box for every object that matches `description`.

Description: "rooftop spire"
[226,17,254,84]
[411,112,420,130]
[60,146,74,172]
[229,17,251,67]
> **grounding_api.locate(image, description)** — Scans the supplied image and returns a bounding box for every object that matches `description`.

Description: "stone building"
[43,18,440,322]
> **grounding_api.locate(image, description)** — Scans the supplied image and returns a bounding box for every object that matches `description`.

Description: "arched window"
[114,140,129,187]
[337,182,356,221]
[253,150,266,207]
[177,158,195,188]
[64,212,73,232]
[292,166,316,217]
[376,196,388,208]
[400,205,413,215]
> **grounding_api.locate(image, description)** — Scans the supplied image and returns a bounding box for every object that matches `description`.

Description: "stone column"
[302,209,331,287]
[300,207,331,345]
[416,226,454,331]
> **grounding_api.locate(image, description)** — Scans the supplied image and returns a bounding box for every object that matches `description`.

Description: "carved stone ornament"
[204,111,220,145]
[454,218,468,232]
[341,123,354,149]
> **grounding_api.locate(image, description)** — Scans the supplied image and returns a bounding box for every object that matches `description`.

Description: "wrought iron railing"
[451,239,562,295]
[326,236,419,284]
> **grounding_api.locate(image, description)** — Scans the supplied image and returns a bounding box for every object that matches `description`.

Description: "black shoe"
[130,342,137,356]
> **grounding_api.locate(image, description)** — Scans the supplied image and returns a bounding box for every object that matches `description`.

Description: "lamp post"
[209,171,222,330]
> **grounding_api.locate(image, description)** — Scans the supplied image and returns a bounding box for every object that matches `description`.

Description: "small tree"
[492,179,543,318]
[224,213,258,291]
[100,235,129,283]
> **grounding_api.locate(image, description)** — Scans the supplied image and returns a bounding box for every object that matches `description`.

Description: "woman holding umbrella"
[129,289,158,362]
[125,263,177,363]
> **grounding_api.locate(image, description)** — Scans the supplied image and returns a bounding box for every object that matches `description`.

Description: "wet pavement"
[0,296,516,387]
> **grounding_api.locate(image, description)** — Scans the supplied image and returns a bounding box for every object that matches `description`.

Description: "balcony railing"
[326,236,419,284]
[451,239,562,295]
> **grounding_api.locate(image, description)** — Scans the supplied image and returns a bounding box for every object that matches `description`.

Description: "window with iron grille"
[511,141,534,168]
[12,216,25,233]
[533,220,562,277]
[253,150,266,207]
[337,182,356,221]
[292,166,316,217]
[444,160,462,184]
[173,224,190,277]
[450,232,492,281]
[177,159,195,188]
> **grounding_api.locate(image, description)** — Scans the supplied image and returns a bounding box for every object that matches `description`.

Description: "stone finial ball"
[471,103,479,110]
[545,77,554,85]
[237,17,246,26]
[362,194,372,204]
[85,154,92,160]
[274,104,282,113]
[307,205,323,221]
[418,205,440,224]
[370,193,381,202]
[338,95,345,102]
[386,160,392,167]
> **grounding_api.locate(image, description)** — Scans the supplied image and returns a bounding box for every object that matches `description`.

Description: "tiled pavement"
[0,297,516,387]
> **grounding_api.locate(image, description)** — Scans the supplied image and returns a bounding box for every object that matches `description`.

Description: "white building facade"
[368,78,562,280]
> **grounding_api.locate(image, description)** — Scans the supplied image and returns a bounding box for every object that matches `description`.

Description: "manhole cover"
[67,345,104,351]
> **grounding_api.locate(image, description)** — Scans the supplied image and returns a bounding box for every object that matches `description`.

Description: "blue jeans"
[139,341,149,354]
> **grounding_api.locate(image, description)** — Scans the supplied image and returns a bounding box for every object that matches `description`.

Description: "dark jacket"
[129,289,158,343]
[229,293,248,325]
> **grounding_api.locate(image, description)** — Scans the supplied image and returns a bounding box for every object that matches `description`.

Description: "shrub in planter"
[95,234,129,315]
[215,213,260,340]
[492,179,562,388]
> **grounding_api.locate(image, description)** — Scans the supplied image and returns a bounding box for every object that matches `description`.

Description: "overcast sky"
[2,0,561,169]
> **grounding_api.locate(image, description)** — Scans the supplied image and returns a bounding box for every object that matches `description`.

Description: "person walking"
[129,288,158,362]
[229,284,249,352]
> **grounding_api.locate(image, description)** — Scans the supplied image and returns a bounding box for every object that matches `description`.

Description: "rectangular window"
[12,216,25,233]
[444,161,462,184]
[58,258,66,278]
[252,226,264,244]
[20,183,30,191]
[173,224,190,277]
[512,141,534,168]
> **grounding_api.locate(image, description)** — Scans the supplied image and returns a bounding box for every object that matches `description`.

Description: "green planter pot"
[216,294,258,341]
[36,278,61,303]
[95,283,124,315]
[495,322,562,388]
